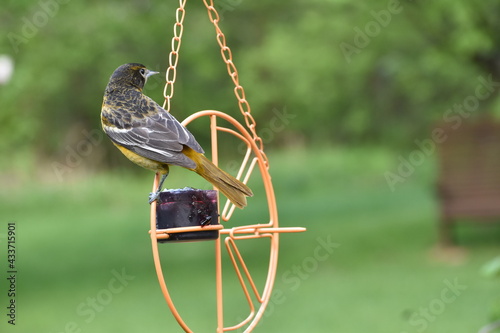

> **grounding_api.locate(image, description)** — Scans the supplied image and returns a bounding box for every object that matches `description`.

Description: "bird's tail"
[195,155,253,208]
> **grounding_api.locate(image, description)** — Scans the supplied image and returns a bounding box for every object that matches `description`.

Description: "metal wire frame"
[151,1,305,330]
[149,110,305,332]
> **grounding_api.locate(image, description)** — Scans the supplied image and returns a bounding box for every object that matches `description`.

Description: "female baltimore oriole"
[101,63,252,208]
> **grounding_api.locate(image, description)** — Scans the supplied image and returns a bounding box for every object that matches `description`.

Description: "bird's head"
[106,63,159,91]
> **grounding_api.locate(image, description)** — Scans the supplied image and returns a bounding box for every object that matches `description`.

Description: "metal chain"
[162,0,269,167]
[202,0,269,168]
[163,0,187,111]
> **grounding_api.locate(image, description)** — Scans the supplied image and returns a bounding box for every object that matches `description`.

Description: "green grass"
[1,147,499,333]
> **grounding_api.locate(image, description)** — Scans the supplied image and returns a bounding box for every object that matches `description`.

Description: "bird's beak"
[146,69,160,78]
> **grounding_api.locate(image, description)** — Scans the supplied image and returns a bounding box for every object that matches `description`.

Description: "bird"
[101,63,253,208]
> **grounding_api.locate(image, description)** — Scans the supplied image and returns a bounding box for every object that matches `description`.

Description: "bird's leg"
[149,170,169,204]
[156,171,169,193]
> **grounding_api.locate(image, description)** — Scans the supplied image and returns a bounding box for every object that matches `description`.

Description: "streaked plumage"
[101,63,252,207]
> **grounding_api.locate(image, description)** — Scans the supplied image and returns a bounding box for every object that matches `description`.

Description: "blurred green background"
[1,0,500,332]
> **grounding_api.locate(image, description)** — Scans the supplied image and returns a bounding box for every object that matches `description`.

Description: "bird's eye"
[140,68,146,76]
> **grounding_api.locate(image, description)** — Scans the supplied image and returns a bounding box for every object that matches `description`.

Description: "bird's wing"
[102,96,204,169]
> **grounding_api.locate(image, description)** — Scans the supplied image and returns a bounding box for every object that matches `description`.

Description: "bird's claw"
[200,216,212,227]
[149,191,160,204]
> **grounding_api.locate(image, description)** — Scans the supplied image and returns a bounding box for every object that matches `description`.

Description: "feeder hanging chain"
[163,0,269,168]
[163,0,187,112]
[203,0,269,168]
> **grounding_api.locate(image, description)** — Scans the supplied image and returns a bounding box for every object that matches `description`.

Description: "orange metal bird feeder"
[149,1,306,332]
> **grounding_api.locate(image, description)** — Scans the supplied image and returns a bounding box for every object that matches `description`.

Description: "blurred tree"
[1,0,499,171]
